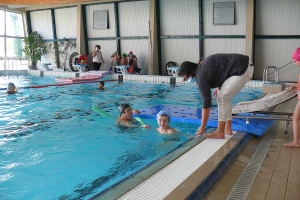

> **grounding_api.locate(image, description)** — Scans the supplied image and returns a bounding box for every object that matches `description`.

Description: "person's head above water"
[156,110,171,122]
[98,81,105,90]
[119,103,132,117]
[7,82,17,94]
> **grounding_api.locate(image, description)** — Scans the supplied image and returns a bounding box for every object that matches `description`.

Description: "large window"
[0,11,4,35]
[0,9,27,70]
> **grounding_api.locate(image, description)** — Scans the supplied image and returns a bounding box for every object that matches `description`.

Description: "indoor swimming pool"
[0,75,263,199]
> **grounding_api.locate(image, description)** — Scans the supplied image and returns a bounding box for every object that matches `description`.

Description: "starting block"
[40,63,53,71]
[115,65,130,74]
[167,66,180,76]
[73,63,88,72]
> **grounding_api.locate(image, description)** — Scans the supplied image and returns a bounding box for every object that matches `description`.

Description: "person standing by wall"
[92,45,105,71]
[110,51,120,73]
[120,53,129,65]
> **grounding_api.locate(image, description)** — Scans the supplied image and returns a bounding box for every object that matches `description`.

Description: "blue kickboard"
[136,105,274,136]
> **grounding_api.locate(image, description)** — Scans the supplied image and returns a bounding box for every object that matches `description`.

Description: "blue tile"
[197,179,213,198]
[215,160,229,175]
[186,191,203,200]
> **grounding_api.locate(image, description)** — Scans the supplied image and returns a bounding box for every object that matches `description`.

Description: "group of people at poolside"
[5,48,300,145]
[110,50,142,74]
[91,44,142,74]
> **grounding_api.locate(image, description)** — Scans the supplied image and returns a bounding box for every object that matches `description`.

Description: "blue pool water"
[0,76,262,199]
[0,75,57,90]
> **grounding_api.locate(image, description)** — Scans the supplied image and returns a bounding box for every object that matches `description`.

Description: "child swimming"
[98,81,105,90]
[6,82,17,94]
[117,104,150,128]
[156,110,178,134]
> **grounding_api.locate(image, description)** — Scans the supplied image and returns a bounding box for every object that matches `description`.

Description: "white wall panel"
[88,40,117,71]
[254,39,300,82]
[256,0,300,35]
[203,39,245,57]
[30,10,53,39]
[160,0,199,35]
[203,0,246,35]
[118,1,149,37]
[120,40,148,74]
[161,39,199,75]
[55,7,77,39]
[86,4,115,38]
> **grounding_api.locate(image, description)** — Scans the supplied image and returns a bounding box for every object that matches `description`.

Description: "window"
[6,38,24,57]
[0,11,4,35]
[0,10,26,70]
[0,37,4,56]
[213,2,235,25]
[6,12,25,37]
[93,10,109,30]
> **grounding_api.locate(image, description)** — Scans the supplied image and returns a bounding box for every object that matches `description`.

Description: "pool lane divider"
[0,80,116,90]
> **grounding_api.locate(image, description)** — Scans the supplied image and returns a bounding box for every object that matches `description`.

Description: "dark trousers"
[92,62,102,70]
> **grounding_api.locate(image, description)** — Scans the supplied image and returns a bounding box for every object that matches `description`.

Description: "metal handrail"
[263,66,279,83]
[267,61,293,76]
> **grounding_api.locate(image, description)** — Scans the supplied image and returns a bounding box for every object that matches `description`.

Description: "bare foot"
[283,142,300,148]
[205,132,225,139]
[225,129,233,135]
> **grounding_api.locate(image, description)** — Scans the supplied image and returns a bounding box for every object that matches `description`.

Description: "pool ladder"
[263,66,279,83]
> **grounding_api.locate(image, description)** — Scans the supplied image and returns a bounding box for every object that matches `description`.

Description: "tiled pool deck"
[205,95,300,200]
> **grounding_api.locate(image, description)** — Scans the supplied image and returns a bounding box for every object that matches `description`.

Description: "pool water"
[0,75,58,90]
[0,79,262,199]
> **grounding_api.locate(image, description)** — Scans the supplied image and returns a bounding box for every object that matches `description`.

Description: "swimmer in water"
[156,110,178,134]
[6,82,17,94]
[117,103,150,128]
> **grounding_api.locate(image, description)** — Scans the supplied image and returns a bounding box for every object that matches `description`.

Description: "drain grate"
[226,122,279,200]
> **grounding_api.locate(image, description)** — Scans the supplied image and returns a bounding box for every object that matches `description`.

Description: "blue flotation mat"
[134,105,274,136]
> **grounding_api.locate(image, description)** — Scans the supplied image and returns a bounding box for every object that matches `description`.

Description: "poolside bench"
[40,63,53,71]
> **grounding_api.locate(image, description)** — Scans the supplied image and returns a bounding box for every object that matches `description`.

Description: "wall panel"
[256,0,300,35]
[161,39,199,75]
[30,10,53,39]
[203,0,246,35]
[159,0,199,36]
[254,39,300,82]
[118,1,149,37]
[203,39,245,57]
[55,7,77,39]
[86,4,115,38]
